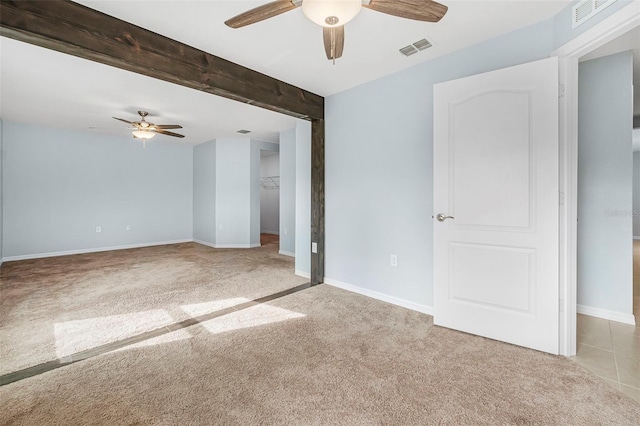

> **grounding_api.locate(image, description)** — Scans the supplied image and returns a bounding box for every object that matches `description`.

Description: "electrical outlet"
[390,254,398,267]
[312,242,318,253]
[95,226,102,233]
[126,225,131,231]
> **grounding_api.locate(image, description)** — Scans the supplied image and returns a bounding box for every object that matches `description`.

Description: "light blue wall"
[250,141,260,247]
[279,128,296,256]
[215,138,253,248]
[577,52,634,315]
[195,138,278,248]
[0,119,3,264]
[2,122,193,258]
[193,140,216,245]
[325,20,555,307]
[634,152,640,238]
[295,120,311,276]
[553,0,634,50]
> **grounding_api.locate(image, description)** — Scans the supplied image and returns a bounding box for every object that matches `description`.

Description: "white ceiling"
[0,1,571,145]
[74,0,570,97]
[0,37,295,144]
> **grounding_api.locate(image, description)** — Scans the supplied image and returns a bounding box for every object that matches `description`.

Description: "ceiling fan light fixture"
[132,129,156,139]
[302,0,362,28]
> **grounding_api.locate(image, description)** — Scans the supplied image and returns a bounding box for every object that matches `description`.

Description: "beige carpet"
[1,281,639,424]
[0,242,306,375]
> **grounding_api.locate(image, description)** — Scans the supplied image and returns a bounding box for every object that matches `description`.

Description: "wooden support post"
[311,118,325,285]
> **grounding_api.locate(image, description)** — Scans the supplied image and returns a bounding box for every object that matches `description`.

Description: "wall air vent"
[399,37,434,57]
[237,129,251,134]
[572,0,616,29]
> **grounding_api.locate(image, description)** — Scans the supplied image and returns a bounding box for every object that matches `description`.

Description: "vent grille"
[572,0,616,28]
[399,45,418,56]
[237,129,251,134]
[575,1,593,22]
[413,39,432,51]
[399,37,434,57]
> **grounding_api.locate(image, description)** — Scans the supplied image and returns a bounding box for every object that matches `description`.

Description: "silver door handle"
[436,214,454,222]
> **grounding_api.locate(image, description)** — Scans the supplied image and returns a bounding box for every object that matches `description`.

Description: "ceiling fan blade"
[364,0,448,23]
[155,124,183,130]
[113,117,135,125]
[154,129,185,138]
[225,1,299,29]
[323,26,344,62]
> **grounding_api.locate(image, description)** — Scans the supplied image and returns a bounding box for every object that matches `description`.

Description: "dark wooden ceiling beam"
[0,0,324,120]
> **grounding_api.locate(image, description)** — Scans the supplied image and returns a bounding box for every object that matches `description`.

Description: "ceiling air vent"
[399,45,418,57]
[413,39,432,51]
[572,0,616,29]
[399,37,434,57]
[237,129,251,134]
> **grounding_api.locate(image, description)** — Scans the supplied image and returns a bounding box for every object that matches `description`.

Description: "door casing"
[552,1,640,356]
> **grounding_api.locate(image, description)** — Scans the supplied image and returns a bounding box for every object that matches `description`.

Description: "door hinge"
[559,191,565,206]
[558,83,565,99]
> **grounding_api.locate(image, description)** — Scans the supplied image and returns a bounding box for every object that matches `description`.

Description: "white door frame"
[552,1,640,357]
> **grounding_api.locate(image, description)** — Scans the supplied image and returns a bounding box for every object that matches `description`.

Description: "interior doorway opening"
[553,3,640,356]
[260,150,280,248]
[575,26,639,325]
[569,24,639,393]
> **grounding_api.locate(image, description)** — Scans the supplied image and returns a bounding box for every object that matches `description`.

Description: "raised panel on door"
[450,91,534,231]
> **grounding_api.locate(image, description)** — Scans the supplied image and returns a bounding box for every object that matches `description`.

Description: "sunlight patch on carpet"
[54,310,175,358]
[197,304,305,335]
[53,298,305,359]
[180,298,249,317]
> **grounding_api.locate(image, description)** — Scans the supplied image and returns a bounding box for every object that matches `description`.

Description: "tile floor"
[571,241,640,403]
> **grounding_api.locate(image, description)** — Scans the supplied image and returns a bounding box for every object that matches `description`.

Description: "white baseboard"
[324,277,434,316]
[279,250,295,257]
[193,240,216,249]
[634,236,640,240]
[215,243,261,249]
[295,270,310,279]
[2,239,193,262]
[261,231,279,236]
[577,304,636,325]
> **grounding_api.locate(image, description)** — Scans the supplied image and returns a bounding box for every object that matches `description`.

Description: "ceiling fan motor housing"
[302,0,362,27]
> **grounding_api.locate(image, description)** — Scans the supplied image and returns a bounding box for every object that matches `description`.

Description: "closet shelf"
[260,176,280,189]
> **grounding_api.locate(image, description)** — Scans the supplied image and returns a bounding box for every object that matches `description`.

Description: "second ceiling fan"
[225,0,448,63]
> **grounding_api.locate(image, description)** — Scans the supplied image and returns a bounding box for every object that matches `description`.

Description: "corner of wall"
[295,120,311,276]
[279,128,297,257]
[0,117,3,266]
[193,140,217,246]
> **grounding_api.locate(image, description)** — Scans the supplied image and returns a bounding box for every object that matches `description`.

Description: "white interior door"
[433,57,559,354]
